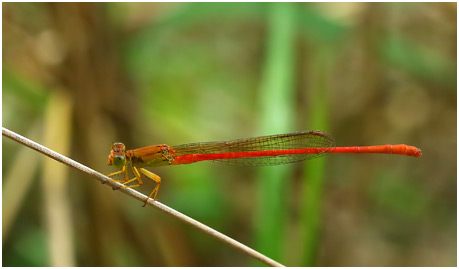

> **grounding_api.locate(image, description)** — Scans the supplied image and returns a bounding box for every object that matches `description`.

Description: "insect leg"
[138,168,161,207]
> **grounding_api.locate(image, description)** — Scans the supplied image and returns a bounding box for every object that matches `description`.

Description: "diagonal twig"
[2,127,285,267]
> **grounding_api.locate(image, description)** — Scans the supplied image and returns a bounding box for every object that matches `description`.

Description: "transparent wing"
[171,131,335,166]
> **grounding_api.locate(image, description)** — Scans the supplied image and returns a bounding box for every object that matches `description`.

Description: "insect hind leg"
[138,168,161,207]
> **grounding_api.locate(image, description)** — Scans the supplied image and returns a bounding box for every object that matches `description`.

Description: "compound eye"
[113,155,126,168]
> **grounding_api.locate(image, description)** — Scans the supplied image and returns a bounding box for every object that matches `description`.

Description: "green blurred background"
[2,2,456,266]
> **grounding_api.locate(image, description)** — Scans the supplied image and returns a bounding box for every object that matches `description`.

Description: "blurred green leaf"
[297,5,349,44]
[125,3,266,83]
[299,46,334,266]
[379,36,456,86]
[3,67,49,112]
[169,165,227,228]
[253,2,296,263]
[370,174,428,220]
[8,225,49,266]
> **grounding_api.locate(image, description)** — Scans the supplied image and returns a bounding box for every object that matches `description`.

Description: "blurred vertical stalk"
[253,2,296,264]
[42,91,75,266]
[299,47,333,266]
[2,123,41,241]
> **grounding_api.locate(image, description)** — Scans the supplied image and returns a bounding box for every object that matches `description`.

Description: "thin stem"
[2,127,284,267]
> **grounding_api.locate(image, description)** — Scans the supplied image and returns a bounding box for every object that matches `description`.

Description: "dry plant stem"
[2,127,285,267]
